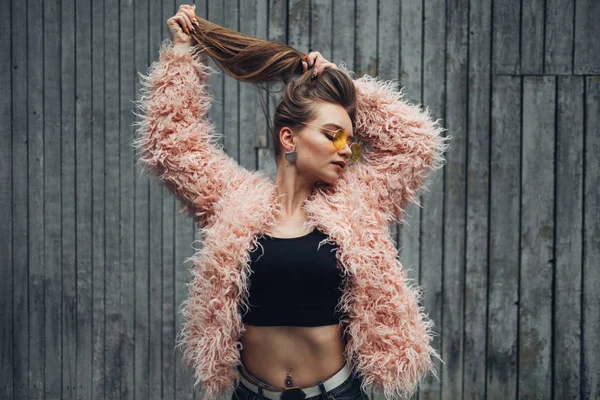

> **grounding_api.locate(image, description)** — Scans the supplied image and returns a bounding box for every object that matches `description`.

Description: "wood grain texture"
[419,0,446,399]
[519,76,555,399]
[488,76,520,400]
[574,0,600,74]
[464,0,492,398]
[583,76,600,399]
[442,0,469,398]
[3,1,599,399]
[0,0,13,397]
[554,76,584,400]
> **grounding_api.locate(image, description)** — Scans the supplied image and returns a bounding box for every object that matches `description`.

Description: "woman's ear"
[279,126,296,151]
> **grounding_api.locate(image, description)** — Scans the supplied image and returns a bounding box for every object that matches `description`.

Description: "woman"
[133,4,448,400]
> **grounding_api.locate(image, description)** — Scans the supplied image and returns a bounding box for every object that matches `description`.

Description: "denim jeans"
[231,369,369,400]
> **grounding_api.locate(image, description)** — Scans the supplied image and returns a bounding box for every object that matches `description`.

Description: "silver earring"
[285,149,297,163]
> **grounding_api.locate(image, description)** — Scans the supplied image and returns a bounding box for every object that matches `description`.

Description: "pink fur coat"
[133,39,449,400]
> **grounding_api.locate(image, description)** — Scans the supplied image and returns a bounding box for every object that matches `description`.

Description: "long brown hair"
[190,17,357,161]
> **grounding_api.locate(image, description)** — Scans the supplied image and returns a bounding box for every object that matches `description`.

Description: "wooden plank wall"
[1,0,599,399]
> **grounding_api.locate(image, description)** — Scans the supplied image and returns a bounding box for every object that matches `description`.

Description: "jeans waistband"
[236,362,352,400]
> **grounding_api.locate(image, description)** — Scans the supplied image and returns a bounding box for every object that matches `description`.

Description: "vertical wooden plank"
[488,75,520,400]
[582,76,600,399]
[520,0,544,74]
[574,0,600,74]
[288,0,310,55]
[492,0,519,74]
[399,0,421,287]
[223,0,240,162]
[554,76,584,399]
[464,0,492,398]
[355,0,377,77]
[442,0,468,398]
[259,0,287,175]
[332,0,354,70]
[90,0,106,398]
[148,0,164,398]
[27,0,45,396]
[419,0,445,398]
[545,0,574,75]
[239,0,261,170]
[43,0,63,397]
[11,0,29,396]
[104,0,122,396]
[0,0,13,397]
[519,76,555,399]
[120,0,136,398]
[311,0,333,60]
[61,0,77,397]
[134,0,150,396]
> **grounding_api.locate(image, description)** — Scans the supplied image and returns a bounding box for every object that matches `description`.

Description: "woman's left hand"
[302,51,337,78]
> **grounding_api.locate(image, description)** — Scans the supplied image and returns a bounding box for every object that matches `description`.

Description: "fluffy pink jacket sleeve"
[132,40,252,226]
[349,74,450,223]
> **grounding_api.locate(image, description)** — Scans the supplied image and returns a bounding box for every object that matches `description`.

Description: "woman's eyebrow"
[322,123,355,138]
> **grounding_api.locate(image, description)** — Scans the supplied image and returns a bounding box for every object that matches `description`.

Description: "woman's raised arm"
[347,73,450,223]
[132,11,253,227]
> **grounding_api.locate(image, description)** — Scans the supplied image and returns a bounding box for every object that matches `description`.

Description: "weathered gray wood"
[43,0,63,397]
[419,0,446,398]
[6,2,600,399]
[464,0,492,398]
[492,0,520,74]
[28,0,45,396]
[355,0,377,77]
[120,0,137,398]
[0,0,13,396]
[133,0,151,398]
[520,76,555,399]
[223,0,241,161]
[61,0,78,397]
[554,76,584,399]
[583,76,600,399]
[332,0,354,71]
[104,0,123,396]
[311,0,333,60]
[239,0,262,170]
[488,76,520,400]
[12,0,29,395]
[262,0,287,166]
[545,0,574,74]
[442,0,468,398]
[76,3,96,400]
[521,0,544,74]
[574,0,600,74]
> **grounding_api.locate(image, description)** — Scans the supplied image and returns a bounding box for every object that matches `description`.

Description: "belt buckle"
[280,387,306,400]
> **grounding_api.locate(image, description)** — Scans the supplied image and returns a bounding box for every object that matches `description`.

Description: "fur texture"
[133,39,450,400]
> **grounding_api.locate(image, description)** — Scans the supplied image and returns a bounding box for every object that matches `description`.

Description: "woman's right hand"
[167,4,197,48]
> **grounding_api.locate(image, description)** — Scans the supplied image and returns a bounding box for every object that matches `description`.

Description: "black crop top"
[241,229,346,327]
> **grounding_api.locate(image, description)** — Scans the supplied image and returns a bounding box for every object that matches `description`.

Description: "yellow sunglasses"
[300,122,363,162]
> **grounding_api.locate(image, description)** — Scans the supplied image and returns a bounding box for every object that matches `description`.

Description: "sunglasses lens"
[350,143,362,162]
[332,129,347,149]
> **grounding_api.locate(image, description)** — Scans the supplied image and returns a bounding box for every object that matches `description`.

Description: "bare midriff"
[239,324,347,388]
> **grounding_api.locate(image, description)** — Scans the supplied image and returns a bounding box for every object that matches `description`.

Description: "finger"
[181,8,197,27]
[316,61,335,76]
[177,11,194,33]
[173,15,190,34]
[302,60,307,72]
